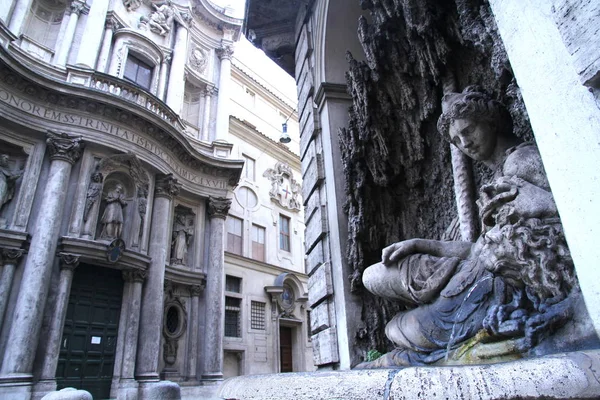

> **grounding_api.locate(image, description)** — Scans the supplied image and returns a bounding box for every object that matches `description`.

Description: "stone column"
[74,0,108,68]
[186,284,203,382]
[37,254,79,388]
[7,0,34,36]
[202,197,231,381]
[201,86,216,141]
[108,36,126,77]
[157,56,171,101]
[121,270,146,381]
[136,174,180,381]
[214,44,234,142]
[165,21,190,113]
[96,18,117,73]
[0,132,83,380]
[0,248,25,329]
[54,1,86,66]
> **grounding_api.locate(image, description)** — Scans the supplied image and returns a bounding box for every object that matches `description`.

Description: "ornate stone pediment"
[263,162,301,211]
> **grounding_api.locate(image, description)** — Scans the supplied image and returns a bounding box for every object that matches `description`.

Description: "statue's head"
[0,154,8,166]
[115,184,124,194]
[437,86,513,161]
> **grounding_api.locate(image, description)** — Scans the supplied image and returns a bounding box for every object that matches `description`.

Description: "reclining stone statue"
[360,87,580,367]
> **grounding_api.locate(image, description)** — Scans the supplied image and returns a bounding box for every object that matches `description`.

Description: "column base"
[137,380,180,400]
[32,379,57,400]
[0,374,33,400]
[134,372,159,382]
[201,373,223,381]
[117,378,138,400]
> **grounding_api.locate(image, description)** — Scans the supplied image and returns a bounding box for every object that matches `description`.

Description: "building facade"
[0,0,310,399]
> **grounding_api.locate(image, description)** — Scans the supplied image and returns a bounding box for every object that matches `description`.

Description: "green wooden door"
[56,264,123,399]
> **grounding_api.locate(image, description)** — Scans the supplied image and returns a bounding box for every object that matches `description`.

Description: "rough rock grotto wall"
[339,0,535,355]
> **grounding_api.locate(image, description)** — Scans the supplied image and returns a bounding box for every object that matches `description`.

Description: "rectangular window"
[123,54,152,90]
[225,296,242,337]
[251,301,266,330]
[251,224,265,262]
[243,155,255,181]
[279,214,291,252]
[225,275,242,293]
[226,216,243,255]
[182,87,201,126]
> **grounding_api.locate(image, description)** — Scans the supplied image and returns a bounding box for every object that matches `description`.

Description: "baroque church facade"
[0,0,311,399]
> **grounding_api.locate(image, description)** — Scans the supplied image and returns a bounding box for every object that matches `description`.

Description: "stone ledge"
[218,350,600,399]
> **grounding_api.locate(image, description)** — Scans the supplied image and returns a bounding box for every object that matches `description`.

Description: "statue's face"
[448,118,496,161]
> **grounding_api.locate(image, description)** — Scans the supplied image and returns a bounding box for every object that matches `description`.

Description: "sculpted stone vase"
[360,87,586,367]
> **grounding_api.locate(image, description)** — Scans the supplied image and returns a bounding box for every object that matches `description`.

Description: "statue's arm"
[382,238,471,265]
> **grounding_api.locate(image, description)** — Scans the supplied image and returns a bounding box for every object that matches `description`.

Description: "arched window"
[24,0,65,50]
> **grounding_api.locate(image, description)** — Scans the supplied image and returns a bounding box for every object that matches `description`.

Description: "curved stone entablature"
[0,46,243,196]
[192,0,243,38]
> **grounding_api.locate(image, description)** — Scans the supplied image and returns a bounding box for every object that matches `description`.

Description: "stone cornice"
[0,45,244,194]
[314,82,352,109]
[192,0,242,40]
[225,252,308,281]
[59,237,150,272]
[229,117,301,170]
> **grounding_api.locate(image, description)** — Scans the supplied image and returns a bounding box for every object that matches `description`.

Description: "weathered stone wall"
[339,0,535,355]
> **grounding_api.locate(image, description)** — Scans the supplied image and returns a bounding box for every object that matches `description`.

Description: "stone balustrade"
[89,73,179,125]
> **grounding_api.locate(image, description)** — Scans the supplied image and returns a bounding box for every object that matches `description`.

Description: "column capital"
[180,12,193,27]
[216,44,234,61]
[189,283,205,296]
[68,1,88,16]
[155,174,181,199]
[204,85,218,97]
[162,54,172,65]
[58,252,80,270]
[123,269,147,283]
[1,248,25,265]
[105,17,119,32]
[46,131,84,165]
[207,196,231,219]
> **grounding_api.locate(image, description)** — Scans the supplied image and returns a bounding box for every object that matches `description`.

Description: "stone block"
[554,0,600,86]
[305,240,324,275]
[302,154,324,203]
[41,388,92,400]
[138,381,181,400]
[308,262,332,307]
[304,204,327,252]
[295,25,313,69]
[310,301,330,335]
[218,350,600,400]
[298,74,314,115]
[311,327,340,366]
[300,110,320,162]
[303,186,320,224]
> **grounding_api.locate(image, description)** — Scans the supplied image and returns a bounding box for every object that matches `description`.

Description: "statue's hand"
[382,239,418,265]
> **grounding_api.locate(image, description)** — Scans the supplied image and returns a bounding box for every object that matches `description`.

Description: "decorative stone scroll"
[1,248,25,265]
[263,162,302,211]
[207,196,231,219]
[58,252,80,271]
[122,268,147,283]
[122,0,142,12]
[46,131,84,165]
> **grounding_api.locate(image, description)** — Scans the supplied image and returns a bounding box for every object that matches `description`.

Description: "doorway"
[279,326,293,372]
[56,264,123,399]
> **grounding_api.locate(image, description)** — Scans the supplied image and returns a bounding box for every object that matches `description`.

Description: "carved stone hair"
[437,86,514,143]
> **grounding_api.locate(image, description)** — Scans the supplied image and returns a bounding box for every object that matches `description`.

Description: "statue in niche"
[140,0,184,36]
[84,172,104,222]
[0,154,23,213]
[360,87,579,367]
[100,184,127,240]
[170,211,193,265]
[137,185,148,239]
